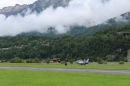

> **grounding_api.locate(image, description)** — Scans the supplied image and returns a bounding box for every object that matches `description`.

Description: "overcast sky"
[0,0,130,36]
[0,0,36,9]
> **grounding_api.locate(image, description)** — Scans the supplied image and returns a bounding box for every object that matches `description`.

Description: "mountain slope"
[17,12,130,37]
[0,0,130,37]
[0,0,70,17]
[75,12,130,37]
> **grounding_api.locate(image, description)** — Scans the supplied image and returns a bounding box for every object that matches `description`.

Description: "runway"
[0,67,130,75]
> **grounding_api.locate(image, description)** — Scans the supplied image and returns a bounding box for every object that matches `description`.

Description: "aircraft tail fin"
[86,59,89,63]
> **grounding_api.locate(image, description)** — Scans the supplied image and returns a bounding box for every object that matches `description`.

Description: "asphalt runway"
[0,67,130,75]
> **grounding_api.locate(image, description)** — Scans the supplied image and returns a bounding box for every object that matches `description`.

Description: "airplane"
[75,59,89,65]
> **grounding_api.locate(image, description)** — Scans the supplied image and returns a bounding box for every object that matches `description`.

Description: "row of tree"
[0,25,130,62]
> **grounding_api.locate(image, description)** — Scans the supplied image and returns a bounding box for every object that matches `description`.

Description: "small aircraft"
[75,59,89,65]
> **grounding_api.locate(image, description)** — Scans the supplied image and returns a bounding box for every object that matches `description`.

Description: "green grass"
[0,63,130,86]
[0,62,130,70]
[0,70,130,86]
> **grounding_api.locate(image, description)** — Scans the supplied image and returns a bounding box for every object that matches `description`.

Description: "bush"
[103,61,107,64]
[97,58,104,64]
[26,58,33,63]
[69,59,74,64]
[46,58,50,64]
[10,57,23,63]
[119,61,124,64]
[33,57,40,63]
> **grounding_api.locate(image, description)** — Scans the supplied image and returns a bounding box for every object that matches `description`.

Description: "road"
[0,67,130,75]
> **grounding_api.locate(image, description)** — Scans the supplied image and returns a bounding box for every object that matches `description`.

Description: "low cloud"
[0,0,130,36]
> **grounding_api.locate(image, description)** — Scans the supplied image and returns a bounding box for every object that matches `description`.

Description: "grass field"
[0,70,130,86]
[0,62,130,86]
[0,62,130,70]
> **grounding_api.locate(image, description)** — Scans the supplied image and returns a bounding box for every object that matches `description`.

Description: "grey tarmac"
[0,67,130,75]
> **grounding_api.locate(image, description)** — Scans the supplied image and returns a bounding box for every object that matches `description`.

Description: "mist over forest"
[0,0,130,36]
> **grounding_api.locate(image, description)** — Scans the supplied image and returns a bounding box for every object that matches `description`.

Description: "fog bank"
[0,0,130,36]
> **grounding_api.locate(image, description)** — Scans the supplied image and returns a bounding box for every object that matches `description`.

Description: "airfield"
[0,62,130,86]
[0,67,130,74]
[0,62,130,74]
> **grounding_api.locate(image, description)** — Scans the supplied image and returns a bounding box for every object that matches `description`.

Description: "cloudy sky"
[0,0,130,36]
[0,0,36,9]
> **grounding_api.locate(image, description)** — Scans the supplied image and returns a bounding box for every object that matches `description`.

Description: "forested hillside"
[76,12,130,37]
[0,25,130,62]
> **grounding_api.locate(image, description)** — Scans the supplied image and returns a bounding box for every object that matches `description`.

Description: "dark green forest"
[0,25,130,62]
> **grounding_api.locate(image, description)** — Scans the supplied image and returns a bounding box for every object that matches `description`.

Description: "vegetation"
[0,70,130,86]
[119,61,124,64]
[0,25,130,62]
[46,58,50,64]
[26,58,34,63]
[76,12,130,37]
[69,59,74,64]
[33,57,40,63]
[97,58,104,64]
[10,57,23,63]
[0,62,130,70]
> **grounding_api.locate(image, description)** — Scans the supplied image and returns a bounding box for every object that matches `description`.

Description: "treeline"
[0,25,130,62]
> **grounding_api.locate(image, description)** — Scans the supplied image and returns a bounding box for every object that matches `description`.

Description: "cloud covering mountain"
[0,0,130,36]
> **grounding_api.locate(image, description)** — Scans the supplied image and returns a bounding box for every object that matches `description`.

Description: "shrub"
[26,58,33,63]
[119,61,124,64]
[10,57,23,63]
[97,58,104,64]
[103,61,107,64]
[46,58,50,64]
[69,59,74,64]
[33,57,40,63]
